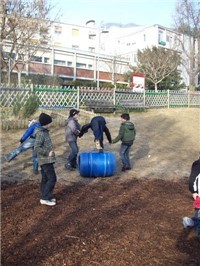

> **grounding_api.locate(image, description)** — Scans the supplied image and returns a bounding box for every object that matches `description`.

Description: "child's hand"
[49,151,55,157]
[192,193,199,200]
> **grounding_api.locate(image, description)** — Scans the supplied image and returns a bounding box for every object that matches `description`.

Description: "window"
[67,61,73,67]
[89,34,96,40]
[44,57,50,63]
[166,34,173,46]
[72,45,79,50]
[54,42,61,46]
[72,28,79,37]
[54,26,62,34]
[31,56,42,62]
[89,47,95,53]
[40,27,49,35]
[158,29,164,42]
[88,64,93,69]
[76,63,86,68]
[54,59,66,66]
[158,30,166,46]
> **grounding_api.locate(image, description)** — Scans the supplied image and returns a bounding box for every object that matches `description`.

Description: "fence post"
[113,85,116,106]
[77,86,80,109]
[143,89,145,108]
[188,91,190,108]
[167,90,170,108]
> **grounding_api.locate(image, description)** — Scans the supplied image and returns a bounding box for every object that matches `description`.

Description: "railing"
[1,84,200,109]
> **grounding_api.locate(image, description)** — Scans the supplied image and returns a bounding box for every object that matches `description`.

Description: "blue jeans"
[6,137,38,172]
[67,141,79,167]
[192,209,200,236]
[120,143,132,168]
[40,163,57,200]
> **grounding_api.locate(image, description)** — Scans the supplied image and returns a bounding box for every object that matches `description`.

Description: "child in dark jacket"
[112,113,136,171]
[189,156,200,200]
[5,119,40,174]
[34,113,57,206]
[79,116,112,151]
[183,155,200,237]
[183,197,200,238]
[65,109,81,171]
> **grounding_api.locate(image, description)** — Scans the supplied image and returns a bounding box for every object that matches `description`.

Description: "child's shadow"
[176,228,200,265]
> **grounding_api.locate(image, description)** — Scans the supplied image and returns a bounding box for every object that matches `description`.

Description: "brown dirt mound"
[1,108,200,265]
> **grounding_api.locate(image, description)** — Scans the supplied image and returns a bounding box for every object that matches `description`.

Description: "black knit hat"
[39,113,52,126]
[69,109,80,117]
[121,113,130,120]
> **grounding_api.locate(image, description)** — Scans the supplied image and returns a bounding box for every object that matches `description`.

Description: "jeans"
[192,209,200,236]
[120,143,132,168]
[67,141,79,167]
[6,137,38,172]
[40,163,57,200]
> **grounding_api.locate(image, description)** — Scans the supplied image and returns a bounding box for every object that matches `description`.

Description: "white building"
[3,17,198,87]
[47,20,193,87]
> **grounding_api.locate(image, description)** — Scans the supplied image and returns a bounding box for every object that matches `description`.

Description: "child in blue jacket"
[5,119,40,174]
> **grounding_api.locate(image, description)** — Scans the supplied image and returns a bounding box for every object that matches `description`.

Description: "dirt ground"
[1,108,200,265]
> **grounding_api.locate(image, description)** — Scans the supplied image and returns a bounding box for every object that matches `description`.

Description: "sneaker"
[4,154,11,162]
[40,199,56,206]
[95,140,101,150]
[33,169,39,175]
[183,217,194,228]
[51,198,56,203]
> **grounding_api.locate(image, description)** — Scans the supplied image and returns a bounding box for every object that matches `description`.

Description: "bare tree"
[173,0,200,90]
[102,56,129,88]
[0,0,54,85]
[137,47,181,92]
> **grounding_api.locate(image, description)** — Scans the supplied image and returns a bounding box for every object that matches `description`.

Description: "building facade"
[2,16,199,88]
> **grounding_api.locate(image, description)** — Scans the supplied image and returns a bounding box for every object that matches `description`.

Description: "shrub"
[13,96,22,117]
[22,94,41,118]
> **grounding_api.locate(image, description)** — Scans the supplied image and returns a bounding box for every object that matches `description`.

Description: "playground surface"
[1,108,200,265]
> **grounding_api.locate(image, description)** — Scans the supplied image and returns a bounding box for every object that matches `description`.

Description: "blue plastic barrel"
[78,151,117,177]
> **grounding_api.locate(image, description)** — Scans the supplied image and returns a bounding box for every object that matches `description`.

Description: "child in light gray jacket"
[65,109,81,171]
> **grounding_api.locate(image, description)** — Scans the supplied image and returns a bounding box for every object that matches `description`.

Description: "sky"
[50,0,178,28]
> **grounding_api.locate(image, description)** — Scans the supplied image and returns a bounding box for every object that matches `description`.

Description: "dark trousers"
[67,141,79,167]
[192,209,200,236]
[40,163,57,200]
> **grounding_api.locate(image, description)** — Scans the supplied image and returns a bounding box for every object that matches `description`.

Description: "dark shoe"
[122,165,131,171]
[121,166,127,172]
[5,154,12,162]
[65,163,75,171]
[33,169,39,175]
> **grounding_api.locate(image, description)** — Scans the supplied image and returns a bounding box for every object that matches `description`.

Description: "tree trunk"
[18,71,21,86]
[154,83,158,92]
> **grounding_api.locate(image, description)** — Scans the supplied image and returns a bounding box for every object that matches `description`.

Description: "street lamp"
[86,20,109,88]
[97,30,109,88]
